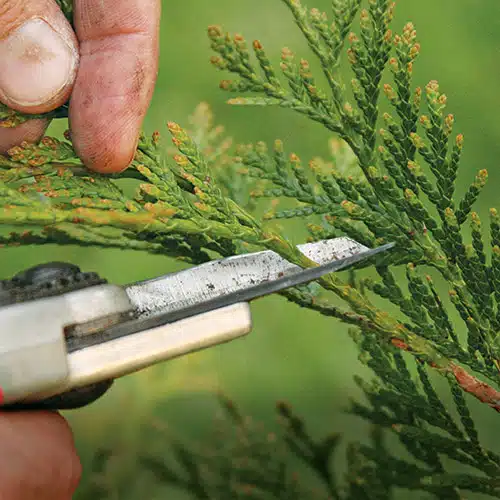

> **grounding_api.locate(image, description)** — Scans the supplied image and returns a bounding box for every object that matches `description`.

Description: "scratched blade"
[67,241,393,352]
[125,237,371,319]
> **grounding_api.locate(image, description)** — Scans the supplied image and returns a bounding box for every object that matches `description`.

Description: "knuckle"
[81,42,151,102]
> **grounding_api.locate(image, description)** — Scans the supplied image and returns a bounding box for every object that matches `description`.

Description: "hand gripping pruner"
[0,237,393,411]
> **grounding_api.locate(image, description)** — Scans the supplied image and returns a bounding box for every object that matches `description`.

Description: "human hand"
[0,0,160,173]
[0,410,82,499]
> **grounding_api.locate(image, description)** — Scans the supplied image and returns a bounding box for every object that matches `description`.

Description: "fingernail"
[0,18,78,107]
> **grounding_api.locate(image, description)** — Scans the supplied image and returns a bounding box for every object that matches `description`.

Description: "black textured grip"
[0,261,105,306]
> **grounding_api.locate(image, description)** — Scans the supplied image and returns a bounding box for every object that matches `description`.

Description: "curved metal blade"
[126,237,371,319]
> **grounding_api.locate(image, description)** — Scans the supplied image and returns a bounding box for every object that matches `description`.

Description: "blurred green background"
[3,0,500,497]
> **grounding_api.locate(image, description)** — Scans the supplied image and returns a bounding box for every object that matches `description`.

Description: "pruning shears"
[0,237,393,411]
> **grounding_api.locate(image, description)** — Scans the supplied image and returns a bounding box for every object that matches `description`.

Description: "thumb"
[0,1,79,114]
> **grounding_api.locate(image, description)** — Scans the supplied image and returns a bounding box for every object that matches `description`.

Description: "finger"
[0,0,79,114]
[0,411,82,499]
[0,118,49,153]
[70,0,160,173]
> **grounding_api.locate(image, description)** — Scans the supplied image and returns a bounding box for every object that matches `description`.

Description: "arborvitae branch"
[0,1,499,498]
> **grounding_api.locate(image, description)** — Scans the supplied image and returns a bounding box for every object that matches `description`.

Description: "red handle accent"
[0,387,4,405]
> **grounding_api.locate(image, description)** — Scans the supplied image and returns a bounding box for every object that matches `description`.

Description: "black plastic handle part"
[2,381,114,411]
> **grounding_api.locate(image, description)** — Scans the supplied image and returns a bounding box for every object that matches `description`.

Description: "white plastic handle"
[21,302,252,403]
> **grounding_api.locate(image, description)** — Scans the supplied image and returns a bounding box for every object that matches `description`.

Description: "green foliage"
[2,0,500,497]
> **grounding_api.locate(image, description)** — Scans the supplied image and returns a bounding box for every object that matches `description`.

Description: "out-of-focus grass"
[1,1,500,498]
